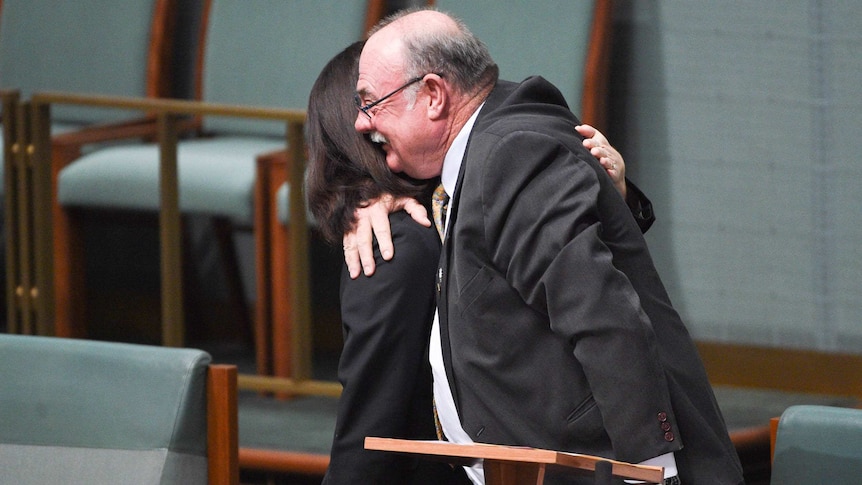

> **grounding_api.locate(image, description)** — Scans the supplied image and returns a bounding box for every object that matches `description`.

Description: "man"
[353,8,744,484]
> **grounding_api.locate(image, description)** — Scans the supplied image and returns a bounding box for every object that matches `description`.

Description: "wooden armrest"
[256,148,290,168]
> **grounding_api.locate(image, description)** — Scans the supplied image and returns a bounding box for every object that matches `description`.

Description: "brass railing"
[3,89,51,335]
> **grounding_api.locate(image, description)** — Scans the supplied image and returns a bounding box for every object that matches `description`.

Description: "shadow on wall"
[606,0,687,316]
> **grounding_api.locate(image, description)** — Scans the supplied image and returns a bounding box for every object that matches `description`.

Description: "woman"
[307,41,467,485]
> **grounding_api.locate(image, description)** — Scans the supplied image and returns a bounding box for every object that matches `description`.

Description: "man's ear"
[424,74,446,120]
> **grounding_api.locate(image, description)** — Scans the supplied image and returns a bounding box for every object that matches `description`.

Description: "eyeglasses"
[354,76,425,119]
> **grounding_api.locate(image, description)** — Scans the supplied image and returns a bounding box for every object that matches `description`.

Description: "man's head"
[354,8,498,179]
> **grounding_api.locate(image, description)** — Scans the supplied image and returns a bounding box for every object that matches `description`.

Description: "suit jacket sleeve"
[625,179,655,233]
[473,118,677,462]
[323,212,445,484]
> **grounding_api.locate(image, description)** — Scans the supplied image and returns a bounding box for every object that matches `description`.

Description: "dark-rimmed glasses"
[354,76,425,119]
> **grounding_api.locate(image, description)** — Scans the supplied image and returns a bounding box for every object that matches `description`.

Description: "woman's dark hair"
[305,41,434,245]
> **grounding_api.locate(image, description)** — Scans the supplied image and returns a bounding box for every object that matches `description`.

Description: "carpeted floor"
[238,392,338,455]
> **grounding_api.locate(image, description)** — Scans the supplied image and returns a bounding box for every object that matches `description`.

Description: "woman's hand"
[576,124,627,199]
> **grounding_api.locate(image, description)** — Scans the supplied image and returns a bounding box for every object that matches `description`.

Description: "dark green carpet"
[239,392,338,454]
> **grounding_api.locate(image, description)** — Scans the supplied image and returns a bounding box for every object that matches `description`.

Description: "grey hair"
[373,7,499,101]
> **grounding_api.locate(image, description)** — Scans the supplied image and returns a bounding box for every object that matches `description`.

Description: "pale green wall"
[606,1,862,353]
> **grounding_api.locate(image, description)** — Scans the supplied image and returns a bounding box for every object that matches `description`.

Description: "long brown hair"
[306,41,434,245]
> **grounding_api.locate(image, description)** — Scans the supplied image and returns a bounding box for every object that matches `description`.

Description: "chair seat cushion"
[58,136,284,225]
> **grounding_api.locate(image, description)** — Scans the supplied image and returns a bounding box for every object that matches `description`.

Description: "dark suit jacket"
[437,78,744,484]
[324,211,468,485]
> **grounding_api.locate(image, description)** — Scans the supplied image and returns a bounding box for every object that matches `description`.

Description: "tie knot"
[432,184,448,206]
[431,184,449,241]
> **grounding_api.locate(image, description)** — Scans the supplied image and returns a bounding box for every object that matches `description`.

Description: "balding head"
[377,8,461,37]
[365,8,498,97]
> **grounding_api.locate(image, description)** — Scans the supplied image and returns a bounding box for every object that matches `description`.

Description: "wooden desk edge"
[365,437,664,483]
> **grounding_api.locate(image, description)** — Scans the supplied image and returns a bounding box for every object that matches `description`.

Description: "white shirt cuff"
[624,452,677,483]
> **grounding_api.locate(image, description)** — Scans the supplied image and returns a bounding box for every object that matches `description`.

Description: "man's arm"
[342,195,430,278]
[481,127,678,464]
[347,125,645,277]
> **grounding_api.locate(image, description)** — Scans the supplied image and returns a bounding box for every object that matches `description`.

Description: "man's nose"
[355,113,372,133]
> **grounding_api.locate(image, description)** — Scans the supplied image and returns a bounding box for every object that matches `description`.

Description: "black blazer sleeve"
[324,212,464,485]
[625,179,655,233]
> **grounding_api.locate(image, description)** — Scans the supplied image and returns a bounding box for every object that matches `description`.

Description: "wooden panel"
[697,341,862,400]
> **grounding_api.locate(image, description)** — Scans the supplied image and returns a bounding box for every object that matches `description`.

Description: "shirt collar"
[441,103,484,197]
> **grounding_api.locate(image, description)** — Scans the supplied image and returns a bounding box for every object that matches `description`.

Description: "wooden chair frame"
[31,90,344,479]
[208,364,240,485]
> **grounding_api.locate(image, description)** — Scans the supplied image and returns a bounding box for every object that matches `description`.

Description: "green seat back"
[201,0,369,136]
[0,0,160,124]
[0,334,212,484]
[771,404,862,484]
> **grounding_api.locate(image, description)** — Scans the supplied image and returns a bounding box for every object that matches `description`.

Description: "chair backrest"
[0,0,175,125]
[771,405,862,484]
[0,333,218,484]
[431,0,612,128]
[197,0,372,137]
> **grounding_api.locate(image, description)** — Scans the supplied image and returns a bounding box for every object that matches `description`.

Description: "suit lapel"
[437,129,471,409]
[437,82,512,413]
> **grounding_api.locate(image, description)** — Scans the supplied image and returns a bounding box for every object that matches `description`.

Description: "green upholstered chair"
[770,405,862,484]
[432,0,614,130]
[53,0,380,376]
[0,333,238,484]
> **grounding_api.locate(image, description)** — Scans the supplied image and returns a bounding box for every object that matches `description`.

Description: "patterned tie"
[431,183,449,441]
[432,183,450,241]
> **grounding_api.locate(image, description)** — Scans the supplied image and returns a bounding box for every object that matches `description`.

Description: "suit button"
[664,431,675,442]
[661,422,672,432]
[657,412,668,422]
